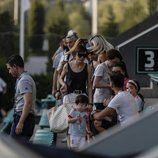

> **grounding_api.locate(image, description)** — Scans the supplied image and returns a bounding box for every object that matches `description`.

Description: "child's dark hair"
[75,94,89,105]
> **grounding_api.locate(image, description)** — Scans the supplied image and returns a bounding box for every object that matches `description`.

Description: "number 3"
[145,51,154,68]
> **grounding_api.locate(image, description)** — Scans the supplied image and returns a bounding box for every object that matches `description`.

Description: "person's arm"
[16,92,33,135]
[93,107,115,120]
[93,76,111,88]
[59,63,68,94]
[52,69,58,96]
[59,63,67,86]
[68,116,78,123]
[68,109,78,123]
[86,115,91,133]
[54,73,62,99]
[87,64,93,104]
[65,38,82,55]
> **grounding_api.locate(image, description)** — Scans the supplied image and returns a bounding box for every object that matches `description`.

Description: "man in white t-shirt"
[94,72,138,126]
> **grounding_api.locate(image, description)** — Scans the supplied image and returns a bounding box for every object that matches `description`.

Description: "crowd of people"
[3,29,145,151]
[51,30,145,150]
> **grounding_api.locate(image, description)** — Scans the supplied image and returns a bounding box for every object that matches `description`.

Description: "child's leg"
[69,135,86,151]
[69,135,80,150]
[67,134,70,149]
[78,136,86,149]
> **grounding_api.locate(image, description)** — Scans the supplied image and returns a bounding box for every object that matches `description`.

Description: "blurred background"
[0,0,158,111]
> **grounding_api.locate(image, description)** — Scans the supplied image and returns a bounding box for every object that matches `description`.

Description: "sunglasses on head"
[77,53,87,58]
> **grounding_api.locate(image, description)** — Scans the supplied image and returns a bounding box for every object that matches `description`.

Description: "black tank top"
[66,63,88,94]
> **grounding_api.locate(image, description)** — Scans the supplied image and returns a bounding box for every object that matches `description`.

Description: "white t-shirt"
[68,108,88,137]
[135,95,144,112]
[93,62,112,103]
[108,91,138,125]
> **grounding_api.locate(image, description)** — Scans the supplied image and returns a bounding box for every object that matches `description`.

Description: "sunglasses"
[77,53,87,58]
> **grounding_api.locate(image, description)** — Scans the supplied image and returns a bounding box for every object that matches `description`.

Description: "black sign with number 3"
[136,48,158,73]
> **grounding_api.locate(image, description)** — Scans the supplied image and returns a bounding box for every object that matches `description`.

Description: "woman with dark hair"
[112,61,129,90]
[59,44,92,107]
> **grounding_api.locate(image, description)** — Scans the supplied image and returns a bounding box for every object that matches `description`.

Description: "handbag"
[49,104,70,133]
[63,93,78,104]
